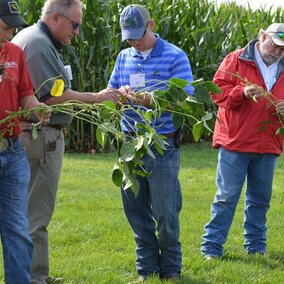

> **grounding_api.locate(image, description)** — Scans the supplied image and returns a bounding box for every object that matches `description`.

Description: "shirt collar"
[37,20,63,51]
[130,34,163,58]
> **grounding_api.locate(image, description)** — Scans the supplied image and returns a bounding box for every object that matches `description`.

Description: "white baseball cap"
[265,23,284,47]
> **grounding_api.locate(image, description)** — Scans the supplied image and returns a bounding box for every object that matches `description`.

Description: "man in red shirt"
[0,1,50,283]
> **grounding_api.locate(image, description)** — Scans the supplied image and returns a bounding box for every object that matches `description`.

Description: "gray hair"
[41,0,83,19]
[259,28,266,38]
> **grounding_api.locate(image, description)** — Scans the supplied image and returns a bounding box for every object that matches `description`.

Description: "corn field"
[18,0,284,151]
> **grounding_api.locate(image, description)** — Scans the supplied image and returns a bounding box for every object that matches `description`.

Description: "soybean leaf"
[168,85,188,102]
[96,127,106,147]
[194,84,212,104]
[144,110,153,123]
[102,100,116,110]
[154,134,166,155]
[120,140,136,162]
[135,136,144,151]
[202,120,214,134]
[123,171,139,197]
[133,169,150,177]
[204,81,222,94]
[164,88,177,103]
[201,112,213,122]
[183,99,206,117]
[189,78,204,86]
[100,108,113,121]
[112,165,123,187]
[276,127,284,135]
[192,121,203,142]
[172,112,185,129]
[169,77,187,88]
[31,124,39,141]
[155,96,169,110]
[143,140,155,159]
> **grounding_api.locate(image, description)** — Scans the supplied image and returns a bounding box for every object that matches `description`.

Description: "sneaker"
[204,255,221,260]
[46,277,64,284]
[127,275,148,284]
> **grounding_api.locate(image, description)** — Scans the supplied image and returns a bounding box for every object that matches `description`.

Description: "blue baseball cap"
[120,4,151,41]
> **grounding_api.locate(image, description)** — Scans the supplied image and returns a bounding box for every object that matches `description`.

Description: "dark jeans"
[122,138,182,278]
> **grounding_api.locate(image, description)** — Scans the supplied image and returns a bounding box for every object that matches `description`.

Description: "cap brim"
[271,36,284,47]
[121,26,145,41]
[1,15,28,28]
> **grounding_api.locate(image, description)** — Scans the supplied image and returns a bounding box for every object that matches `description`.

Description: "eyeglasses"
[141,22,149,38]
[59,13,80,30]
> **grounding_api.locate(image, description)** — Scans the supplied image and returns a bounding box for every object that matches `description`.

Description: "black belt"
[22,125,63,132]
[47,125,64,130]
[163,132,175,138]
[22,128,41,132]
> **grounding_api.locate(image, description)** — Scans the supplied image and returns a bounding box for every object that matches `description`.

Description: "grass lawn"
[1,142,284,283]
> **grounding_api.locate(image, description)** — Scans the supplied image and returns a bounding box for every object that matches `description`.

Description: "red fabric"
[211,48,284,155]
[0,42,34,137]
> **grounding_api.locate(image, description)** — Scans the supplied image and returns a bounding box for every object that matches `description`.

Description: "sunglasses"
[59,13,80,30]
[275,32,284,40]
[267,31,284,40]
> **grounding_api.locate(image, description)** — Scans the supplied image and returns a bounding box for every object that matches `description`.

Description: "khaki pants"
[20,125,65,283]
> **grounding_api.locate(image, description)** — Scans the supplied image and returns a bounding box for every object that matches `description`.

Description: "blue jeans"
[201,147,277,257]
[121,138,182,278]
[0,139,33,283]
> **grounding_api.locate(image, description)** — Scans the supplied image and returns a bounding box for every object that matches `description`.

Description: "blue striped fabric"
[108,34,194,134]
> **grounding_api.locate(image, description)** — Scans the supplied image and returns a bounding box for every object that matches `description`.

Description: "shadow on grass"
[126,274,212,284]
[269,252,284,262]
[179,275,212,283]
[220,252,284,270]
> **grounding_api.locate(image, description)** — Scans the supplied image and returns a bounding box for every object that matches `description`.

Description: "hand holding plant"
[96,88,125,105]
[243,85,263,101]
[119,85,153,107]
[34,103,51,125]
[0,77,221,194]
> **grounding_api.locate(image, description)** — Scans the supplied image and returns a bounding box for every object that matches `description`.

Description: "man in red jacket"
[201,23,284,259]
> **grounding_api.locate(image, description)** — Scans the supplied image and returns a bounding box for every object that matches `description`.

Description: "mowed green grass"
[1,142,284,283]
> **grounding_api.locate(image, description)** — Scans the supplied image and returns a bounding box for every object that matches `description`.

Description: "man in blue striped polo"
[108,4,194,283]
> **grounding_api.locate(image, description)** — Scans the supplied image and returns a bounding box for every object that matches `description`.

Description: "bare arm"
[44,88,124,105]
[19,96,51,124]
